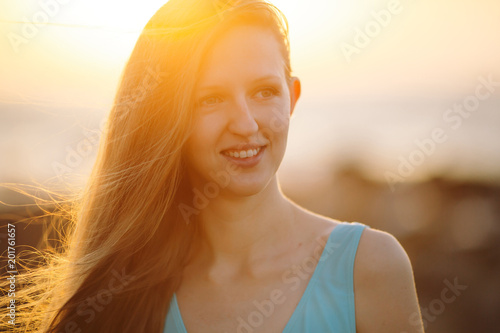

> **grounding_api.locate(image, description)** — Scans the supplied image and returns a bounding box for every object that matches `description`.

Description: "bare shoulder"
[354,228,424,333]
[290,204,424,331]
[355,227,412,277]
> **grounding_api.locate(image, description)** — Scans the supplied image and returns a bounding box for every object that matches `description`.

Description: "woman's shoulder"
[292,205,408,268]
[297,207,414,297]
[294,207,409,273]
[354,227,412,280]
[293,207,422,331]
[353,227,422,332]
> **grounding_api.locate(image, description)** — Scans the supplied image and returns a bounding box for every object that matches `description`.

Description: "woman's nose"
[227,97,259,136]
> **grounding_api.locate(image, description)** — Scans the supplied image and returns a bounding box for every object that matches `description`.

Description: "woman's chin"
[185,159,276,198]
[223,175,271,197]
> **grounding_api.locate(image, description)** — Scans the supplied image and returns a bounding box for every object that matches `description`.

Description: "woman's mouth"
[220,146,266,168]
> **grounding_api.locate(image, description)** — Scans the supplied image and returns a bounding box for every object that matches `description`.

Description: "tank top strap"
[319,221,368,276]
[283,221,369,333]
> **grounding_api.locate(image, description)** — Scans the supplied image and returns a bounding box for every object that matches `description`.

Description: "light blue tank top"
[163,221,368,333]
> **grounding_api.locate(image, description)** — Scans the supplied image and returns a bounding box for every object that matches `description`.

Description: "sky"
[0,0,499,188]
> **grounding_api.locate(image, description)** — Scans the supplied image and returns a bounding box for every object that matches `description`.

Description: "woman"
[4,0,424,332]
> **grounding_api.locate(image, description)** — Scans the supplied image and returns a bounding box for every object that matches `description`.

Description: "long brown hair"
[1,0,292,331]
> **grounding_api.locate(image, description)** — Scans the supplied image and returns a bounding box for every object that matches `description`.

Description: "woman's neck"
[191,176,299,281]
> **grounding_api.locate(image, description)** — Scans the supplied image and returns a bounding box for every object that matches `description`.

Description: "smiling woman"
[0,1,423,332]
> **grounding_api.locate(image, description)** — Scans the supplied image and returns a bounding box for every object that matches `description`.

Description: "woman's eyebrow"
[197,75,282,91]
[251,74,282,83]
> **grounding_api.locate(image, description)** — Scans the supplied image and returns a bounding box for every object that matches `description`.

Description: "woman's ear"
[289,76,301,116]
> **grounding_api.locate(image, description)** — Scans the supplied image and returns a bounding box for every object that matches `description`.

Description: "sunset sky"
[1,0,499,187]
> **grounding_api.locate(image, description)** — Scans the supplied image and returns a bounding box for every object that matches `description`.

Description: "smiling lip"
[220,145,266,168]
[221,143,266,152]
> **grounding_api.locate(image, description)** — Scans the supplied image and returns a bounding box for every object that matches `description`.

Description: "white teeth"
[223,147,262,158]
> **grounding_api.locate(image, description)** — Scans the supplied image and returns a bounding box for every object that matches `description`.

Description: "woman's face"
[183,24,300,196]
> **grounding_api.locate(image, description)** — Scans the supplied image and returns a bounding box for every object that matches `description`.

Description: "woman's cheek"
[193,113,220,143]
[263,106,290,141]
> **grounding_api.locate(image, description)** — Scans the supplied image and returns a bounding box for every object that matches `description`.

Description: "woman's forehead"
[196,25,287,87]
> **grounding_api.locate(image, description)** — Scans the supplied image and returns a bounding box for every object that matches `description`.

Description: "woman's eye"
[199,96,222,107]
[255,88,278,99]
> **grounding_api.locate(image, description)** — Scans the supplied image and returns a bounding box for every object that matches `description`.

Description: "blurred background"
[1,0,499,332]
